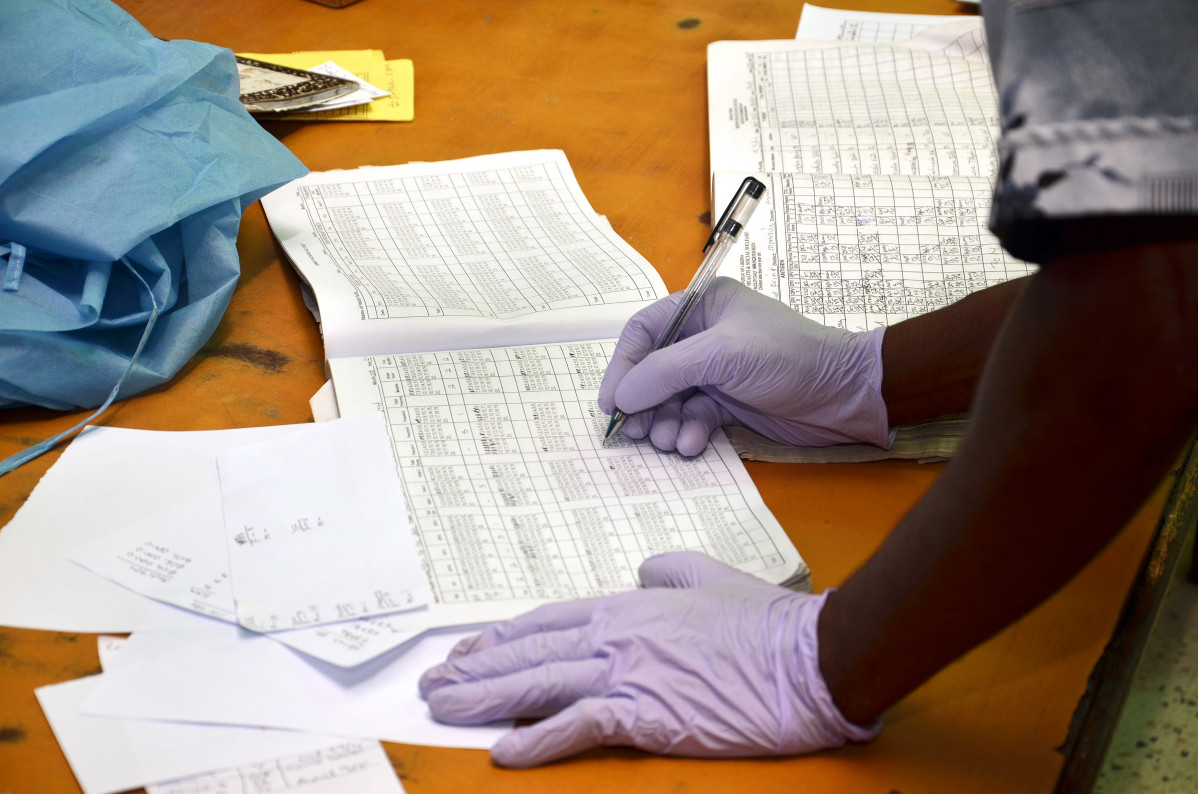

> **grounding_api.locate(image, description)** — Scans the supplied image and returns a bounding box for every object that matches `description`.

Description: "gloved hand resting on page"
[419,551,881,768]
[597,277,889,455]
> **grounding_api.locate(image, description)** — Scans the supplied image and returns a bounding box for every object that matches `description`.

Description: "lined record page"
[714,172,1033,330]
[261,150,668,359]
[328,343,808,630]
[708,40,998,177]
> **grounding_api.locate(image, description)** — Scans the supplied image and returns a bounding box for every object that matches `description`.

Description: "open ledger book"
[261,150,810,631]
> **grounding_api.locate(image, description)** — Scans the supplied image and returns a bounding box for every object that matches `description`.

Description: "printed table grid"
[764,173,1032,328]
[752,47,998,176]
[841,20,925,43]
[297,159,657,322]
[366,345,788,605]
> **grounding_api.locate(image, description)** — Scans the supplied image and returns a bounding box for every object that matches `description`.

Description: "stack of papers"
[63,416,433,664]
[5,148,811,794]
[4,421,508,794]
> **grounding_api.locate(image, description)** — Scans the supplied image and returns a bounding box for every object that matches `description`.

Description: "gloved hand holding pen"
[419,551,881,768]
[597,277,890,456]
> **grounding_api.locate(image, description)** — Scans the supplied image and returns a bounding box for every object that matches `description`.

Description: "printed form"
[706,33,1026,332]
[261,150,669,360]
[330,343,809,630]
[260,149,810,631]
[713,171,1034,331]
[708,39,999,178]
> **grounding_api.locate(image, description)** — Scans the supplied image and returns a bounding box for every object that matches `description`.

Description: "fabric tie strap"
[2,242,26,292]
[0,258,160,476]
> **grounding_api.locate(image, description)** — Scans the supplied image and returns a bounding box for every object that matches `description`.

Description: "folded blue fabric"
[0,0,307,410]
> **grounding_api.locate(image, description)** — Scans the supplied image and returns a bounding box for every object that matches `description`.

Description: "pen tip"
[603,412,624,446]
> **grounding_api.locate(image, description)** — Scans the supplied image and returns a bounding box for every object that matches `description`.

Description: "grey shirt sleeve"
[984,0,1198,263]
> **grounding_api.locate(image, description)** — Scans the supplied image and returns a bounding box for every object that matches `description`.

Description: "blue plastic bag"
[0,0,307,470]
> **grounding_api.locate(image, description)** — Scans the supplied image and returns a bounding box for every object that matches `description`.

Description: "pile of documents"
[5,151,809,794]
[2,142,814,794]
[261,146,814,616]
[6,417,509,794]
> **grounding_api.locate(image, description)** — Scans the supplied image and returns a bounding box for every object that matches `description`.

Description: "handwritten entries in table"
[329,341,809,630]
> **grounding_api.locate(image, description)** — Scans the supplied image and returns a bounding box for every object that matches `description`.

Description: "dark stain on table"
[677,18,701,29]
[0,726,26,743]
[209,343,290,374]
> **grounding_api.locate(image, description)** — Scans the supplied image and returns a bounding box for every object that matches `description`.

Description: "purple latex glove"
[419,551,881,768]
[597,277,889,455]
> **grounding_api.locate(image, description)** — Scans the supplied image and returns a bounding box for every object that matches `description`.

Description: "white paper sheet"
[310,379,341,422]
[707,39,998,178]
[907,18,989,65]
[216,416,429,632]
[97,635,130,669]
[64,430,427,668]
[68,490,240,623]
[796,4,968,43]
[37,673,356,794]
[79,626,509,750]
[0,425,301,632]
[304,60,390,112]
[38,636,406,794]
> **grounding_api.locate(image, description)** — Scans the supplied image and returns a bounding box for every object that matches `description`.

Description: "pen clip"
[704,176,766,252]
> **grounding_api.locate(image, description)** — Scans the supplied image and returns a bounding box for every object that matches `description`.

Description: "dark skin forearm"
[881,276,1027,426]
[820,239,1198,727]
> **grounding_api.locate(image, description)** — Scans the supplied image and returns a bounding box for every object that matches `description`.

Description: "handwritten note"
[68,489,239,624]
[216,415,429,632]
[67,456,425,668]
[145,741,405,794]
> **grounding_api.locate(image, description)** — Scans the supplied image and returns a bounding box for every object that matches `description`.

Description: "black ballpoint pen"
[602,176,766,445]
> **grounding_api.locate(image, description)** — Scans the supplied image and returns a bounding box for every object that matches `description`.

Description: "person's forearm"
[820,240,1198,727]
[881,277,1028,426]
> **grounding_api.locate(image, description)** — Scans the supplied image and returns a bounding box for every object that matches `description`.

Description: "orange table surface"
[0,2,1167,792]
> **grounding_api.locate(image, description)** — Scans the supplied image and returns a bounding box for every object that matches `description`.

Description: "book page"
[714,171,1034,331]
[261,150,668,359]
[329,342,808,630]
[708,39,998,177]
